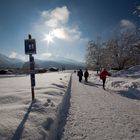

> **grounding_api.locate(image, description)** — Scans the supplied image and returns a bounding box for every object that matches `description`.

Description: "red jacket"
[99,69,110,80]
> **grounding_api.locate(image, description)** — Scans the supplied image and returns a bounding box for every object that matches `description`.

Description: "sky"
[0,0,140,62]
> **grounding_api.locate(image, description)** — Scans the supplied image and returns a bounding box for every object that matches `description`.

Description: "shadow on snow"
[117,87,140,100]
[81,80,102,88]
[12,102,33,140]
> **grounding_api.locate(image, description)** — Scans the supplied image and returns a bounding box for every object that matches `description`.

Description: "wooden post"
[25,34,36,101]
[28,34,35,101]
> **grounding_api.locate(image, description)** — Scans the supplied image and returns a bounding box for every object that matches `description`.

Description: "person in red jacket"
[99,68,110,89]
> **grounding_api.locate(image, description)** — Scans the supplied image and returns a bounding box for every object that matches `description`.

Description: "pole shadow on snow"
[117,87,140,100]
[12,102,33,140]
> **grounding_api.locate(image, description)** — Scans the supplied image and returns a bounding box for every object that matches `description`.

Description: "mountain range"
[0,53,23,68]
[0,53,85,70]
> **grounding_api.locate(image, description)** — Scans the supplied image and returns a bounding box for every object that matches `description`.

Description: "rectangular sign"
[25,39,36,54]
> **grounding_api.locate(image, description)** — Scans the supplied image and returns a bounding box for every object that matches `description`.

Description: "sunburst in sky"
[0,0,139,62]
[43,33,54,45]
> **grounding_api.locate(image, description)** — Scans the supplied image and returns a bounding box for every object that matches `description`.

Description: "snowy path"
[61,74,140,140]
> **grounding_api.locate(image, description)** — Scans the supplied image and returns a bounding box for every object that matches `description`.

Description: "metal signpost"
[24,34,36,100]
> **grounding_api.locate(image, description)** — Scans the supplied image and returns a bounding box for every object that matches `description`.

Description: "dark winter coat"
[77,70,83,77]
[84,71,89,78]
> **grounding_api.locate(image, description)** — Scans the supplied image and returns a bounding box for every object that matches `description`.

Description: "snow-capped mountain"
[0,53,24,68]
[0,53,85,70]
[43,56,84,64]
[34,56,85,69]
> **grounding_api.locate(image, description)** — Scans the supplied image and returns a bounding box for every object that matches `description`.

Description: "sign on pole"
[24,34,36,101]
[25,39,36,54]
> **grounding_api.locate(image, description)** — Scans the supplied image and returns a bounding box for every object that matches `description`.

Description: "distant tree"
[85,10,140,71]
[106,29,140,69]
[132,4,140,60]
[85,37,103,70]
[133,4,140,17]
[99,46,112,69]
[133,28,140,65]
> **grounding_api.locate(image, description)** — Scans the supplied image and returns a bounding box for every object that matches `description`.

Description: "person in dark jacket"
[77,69,83,82]
[99,68,110,89]
[84,69,89,82]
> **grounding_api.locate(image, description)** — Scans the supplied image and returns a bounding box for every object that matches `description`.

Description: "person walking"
[77,69,83,82]
[84,69,89,82]
[99,68,110,90]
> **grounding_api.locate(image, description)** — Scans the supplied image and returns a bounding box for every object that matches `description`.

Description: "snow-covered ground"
[0,72,71,140]
[90,65,140,99]
[0,65,140,140]
[60,66,140,140]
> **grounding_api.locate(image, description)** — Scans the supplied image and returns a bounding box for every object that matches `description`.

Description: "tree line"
[85,28,140,70]
[86,5,140,70]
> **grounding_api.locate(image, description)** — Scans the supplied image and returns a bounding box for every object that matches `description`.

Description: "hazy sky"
[0,0,139,62]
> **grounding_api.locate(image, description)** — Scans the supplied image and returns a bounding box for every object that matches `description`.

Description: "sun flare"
[44,33,54,44]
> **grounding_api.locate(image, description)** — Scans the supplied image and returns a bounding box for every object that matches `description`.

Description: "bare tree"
[133,4,140,17]
[106,30,139,69]
[85,21,140,71]
[85,37,103,70]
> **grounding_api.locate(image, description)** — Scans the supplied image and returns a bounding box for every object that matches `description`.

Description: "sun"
[44,33,54,44]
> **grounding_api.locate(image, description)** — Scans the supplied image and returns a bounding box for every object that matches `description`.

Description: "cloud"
[120,19,136,29]
[45,19,58,28]
[50,27,81,41]
[41,6,69,28]
[9,52,27,61]
[52,28,68,39]
[32,6,88,61]
[35,6,82,42]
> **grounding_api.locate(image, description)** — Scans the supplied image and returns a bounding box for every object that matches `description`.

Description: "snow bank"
[0,72,71,140]
[48,75,72,140]
[89,65,140,99]
[112,65,140,78]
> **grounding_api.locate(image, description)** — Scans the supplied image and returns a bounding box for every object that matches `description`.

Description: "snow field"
[0,72,71,140]
[0,66,140,140]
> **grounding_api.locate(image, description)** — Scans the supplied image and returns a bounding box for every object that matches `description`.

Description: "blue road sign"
[25,39,36,54]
